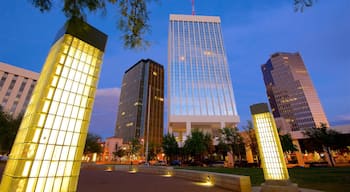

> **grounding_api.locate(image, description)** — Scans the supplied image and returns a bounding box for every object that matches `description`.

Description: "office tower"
[0,62,39,117]
[0,18,107,191]
[115,59,164,148]
[168,14,240,144]
[261,52,329,131]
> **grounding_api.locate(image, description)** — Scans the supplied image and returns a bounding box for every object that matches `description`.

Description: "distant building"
[261,52,329,131]
[168,14,239,145]
[0,62,39,117]
[115,59,164,148]
[104,136,123,161]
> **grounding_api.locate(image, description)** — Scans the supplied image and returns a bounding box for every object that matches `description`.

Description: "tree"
[183,129,213,162]
[216,140,230,161]
[279,132,298,153]
[294,0,315,12]
[31,0,156,48]
[242,120,259,164]
[0,107,22,154]
[113,143,126,162]
[129,138,141,159]
[220,127,246,163]
[303,123,345,167]
[162,133,179,163]
[84,133,102,154]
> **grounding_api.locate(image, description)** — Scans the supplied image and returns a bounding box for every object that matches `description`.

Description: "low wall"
[96,164,251,192]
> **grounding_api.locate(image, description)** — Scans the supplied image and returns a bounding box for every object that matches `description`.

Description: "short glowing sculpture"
[250,103,298,192]
[0,18,107,192]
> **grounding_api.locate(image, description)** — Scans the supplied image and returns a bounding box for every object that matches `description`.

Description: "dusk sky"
[1,1,349,139]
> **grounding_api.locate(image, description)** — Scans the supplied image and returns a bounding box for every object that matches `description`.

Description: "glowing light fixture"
[250,103,298,191]
[0,18,107,192]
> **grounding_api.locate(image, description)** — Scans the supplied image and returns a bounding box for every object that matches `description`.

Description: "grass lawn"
[177,167,350,192]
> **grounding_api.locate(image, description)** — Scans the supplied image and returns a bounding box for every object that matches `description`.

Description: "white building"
[0,62,39,117]
[168,14,240,145]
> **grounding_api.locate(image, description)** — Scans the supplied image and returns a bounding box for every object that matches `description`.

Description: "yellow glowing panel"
[0,31,105,191]
[252,112,289,180]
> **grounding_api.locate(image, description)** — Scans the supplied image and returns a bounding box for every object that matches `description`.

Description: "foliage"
[302,123,346,167]
[303,123,346,151]
[183,129,213,161]
[220,127,246,161]
[294,0,315,12]
[147,142,161,161]
[84,133,102,154]
[242,120,259,159]
[31,0,156,48]
[0,107,22,154]
[216,140,230,160]
[278,129,298,152]
[129,138,142,157]
[162,133,179,162]
[113,143,126,160]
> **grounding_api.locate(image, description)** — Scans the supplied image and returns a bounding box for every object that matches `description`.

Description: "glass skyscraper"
[115,59,164,147]
[168,14,239,144]
[261,52,329,131]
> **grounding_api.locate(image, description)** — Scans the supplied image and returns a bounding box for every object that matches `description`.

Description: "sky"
[1,1,349,139]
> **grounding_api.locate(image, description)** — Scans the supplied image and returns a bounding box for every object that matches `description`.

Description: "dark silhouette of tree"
[129,138,141,158]
[84,133,102,154]
[31,0,156,48]
[183,129,213,162]
[220,127,246,163]
[216,140,230,161]
[0,107,22,154]
[162,133,179,163]
[294,0,315,12]
[303,123,345,167]
[278,129,298,153]
[113,143,126,162]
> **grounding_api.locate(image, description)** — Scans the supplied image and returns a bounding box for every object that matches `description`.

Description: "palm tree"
[162,133,179,163]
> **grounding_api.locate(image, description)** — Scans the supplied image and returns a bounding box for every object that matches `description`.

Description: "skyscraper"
[115,59,164,147]
[168,14,239,144]
[0,18,107,191]
[261,52,329,131]
[0,62,39,117]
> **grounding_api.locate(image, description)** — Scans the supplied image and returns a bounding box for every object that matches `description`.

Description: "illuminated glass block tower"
[168,14,239,144]
[0,18,107,191]
[250,103,298,192]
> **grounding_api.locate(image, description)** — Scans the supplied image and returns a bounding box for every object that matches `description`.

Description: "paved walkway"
[0,165,230,192]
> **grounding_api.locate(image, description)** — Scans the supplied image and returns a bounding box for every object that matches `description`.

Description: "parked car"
[170,160,181,166]
[154,160,166,166]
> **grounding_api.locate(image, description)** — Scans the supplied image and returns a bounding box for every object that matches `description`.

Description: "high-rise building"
[168,14,239,144]
[261,52,329,131]
[115,59,164,147]
[0,62,39,117]
[0,18,107,191]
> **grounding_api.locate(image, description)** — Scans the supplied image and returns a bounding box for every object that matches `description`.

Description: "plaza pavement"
[0,165,231,192]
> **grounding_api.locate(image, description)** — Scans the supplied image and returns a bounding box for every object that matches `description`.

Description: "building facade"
[168,14,240,145]
[115,59,164,148]
[0,62,39,117]
[261,52,329,131]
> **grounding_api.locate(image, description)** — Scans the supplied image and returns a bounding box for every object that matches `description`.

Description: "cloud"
[88,87,121,139]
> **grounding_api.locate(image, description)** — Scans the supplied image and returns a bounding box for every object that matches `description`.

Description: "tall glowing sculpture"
[250,103,298,192]
[0,18,107,192]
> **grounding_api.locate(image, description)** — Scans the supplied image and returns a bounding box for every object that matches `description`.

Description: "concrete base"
[260,180,299,192]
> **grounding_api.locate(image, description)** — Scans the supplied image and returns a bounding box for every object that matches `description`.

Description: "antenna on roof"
[192,0,195,15]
